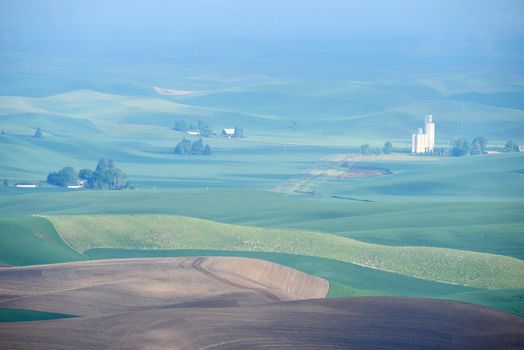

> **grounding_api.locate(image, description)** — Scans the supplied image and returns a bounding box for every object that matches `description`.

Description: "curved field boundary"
[0,257,328,317]
[1,297,522,349]
[47,214,524,289]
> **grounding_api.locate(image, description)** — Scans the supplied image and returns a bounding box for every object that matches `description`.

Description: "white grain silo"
[424,115,435,152]
[411,115,436,154]
[415,128,428,153]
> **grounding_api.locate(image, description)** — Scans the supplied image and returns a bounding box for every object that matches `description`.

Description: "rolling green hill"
[1,184,522,259]
[0,216,85,266]
[1,83,523,145]
[0,214,522,316]
[46,214,524,289]
[1,59,523,318]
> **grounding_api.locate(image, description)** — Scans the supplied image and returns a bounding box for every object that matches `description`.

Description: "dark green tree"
[174,138,193,154]
[79,168,94,180]
[198,120,212,137]
[47,167,78,186]
[174,120,190,131]
[449,137,470,157]
[470,142,481,155]
[191,138,204,154]
[174,142,185,154]
[33,127,43,138]
[233,127,244,138]
[471,136,487,155]
[504,140,520,152]
[203,144,212,155]
[383,141,394,154]
[182,138,192,153]
[175,142,186,154]
[360,144,371,155]
[89,159,127,190]
[61,167,77,184]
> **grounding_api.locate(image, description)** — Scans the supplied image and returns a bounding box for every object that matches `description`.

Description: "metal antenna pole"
[461,103,464,137]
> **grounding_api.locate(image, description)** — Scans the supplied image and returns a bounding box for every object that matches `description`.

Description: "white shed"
[221,128,235,138]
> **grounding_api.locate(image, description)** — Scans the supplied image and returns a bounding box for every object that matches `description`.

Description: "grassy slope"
[1,187,522,259]
[47,214,524,289]
[1,64,522,312]
[0,216,86,266]
[83,249,524,317]
[85,248,475,297]
[324,153,524,198]
[2,74,524,144]
[0,215,521,316]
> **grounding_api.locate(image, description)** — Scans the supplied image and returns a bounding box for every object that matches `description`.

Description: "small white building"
[221,128,235,138]
[412,115,435,154]
[186,130,200,136]
[67,179,87,189]
[15,183,37,188]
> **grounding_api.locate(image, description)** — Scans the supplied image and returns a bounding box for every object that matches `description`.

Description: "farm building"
[411,115,435,154]
[221,128,235,138]
[15,183,37,188]
[67,179,87,189]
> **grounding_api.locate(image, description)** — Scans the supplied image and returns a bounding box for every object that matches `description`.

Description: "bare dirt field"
[272,155,391,195]
[0,257,328,316]
[0,257,522,349]
[1,297,522,349]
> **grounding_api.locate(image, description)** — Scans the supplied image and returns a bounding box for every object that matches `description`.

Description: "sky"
[1,0,523,64]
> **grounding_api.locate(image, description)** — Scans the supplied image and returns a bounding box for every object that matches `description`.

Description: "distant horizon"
[1,0,524,67]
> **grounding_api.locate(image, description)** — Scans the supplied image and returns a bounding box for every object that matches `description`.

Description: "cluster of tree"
[449,136,489,157]
[449,137,485,157]
[233,127,244,138]
[47,166,78,187]
[504,140,520,152]
[360,141,394,155]
[383,141,394,154]
[33,127,43,138]
[47,159,129,190]
[470,136,488,155]
[174,138,212,155]
[173,120,213,137]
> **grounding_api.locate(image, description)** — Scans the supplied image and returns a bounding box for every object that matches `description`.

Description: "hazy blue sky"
[1,0,523,63]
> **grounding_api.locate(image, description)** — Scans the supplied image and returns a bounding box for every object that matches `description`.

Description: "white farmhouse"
[412,115,435,154]
[221,128,235,138]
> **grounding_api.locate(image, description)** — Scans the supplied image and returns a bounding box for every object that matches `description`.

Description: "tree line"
[449,137,520,156]
[360,141,395,155]
[174,138,212,155]
[359,138,520,157]
[173,120,213,137]
[47,159,129,189]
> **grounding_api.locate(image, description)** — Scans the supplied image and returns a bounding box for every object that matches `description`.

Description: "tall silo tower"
[415,128,427,153]
[424,115,435,152]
